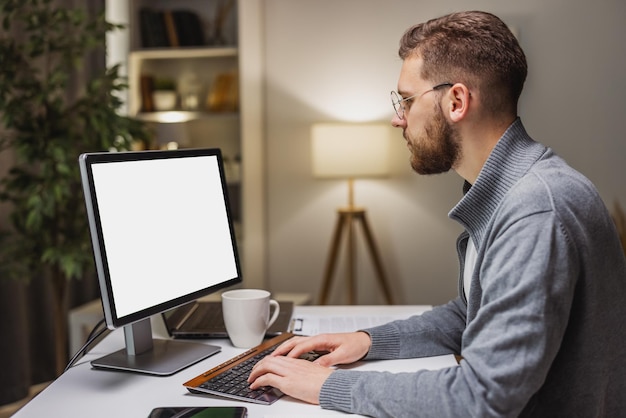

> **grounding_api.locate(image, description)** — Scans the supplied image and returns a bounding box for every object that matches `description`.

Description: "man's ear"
[447,83,471,122]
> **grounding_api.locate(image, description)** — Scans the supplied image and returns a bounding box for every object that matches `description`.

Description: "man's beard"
[408,105,461,175]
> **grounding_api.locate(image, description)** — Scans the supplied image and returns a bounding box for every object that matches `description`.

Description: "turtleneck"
[449,118,549,250]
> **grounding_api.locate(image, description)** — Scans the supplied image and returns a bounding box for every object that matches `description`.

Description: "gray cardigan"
[319,119,626,417]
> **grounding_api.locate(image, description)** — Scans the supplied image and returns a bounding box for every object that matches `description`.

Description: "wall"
[262,0,626,305]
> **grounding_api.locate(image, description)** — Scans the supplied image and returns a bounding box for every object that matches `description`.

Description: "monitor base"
[91,339,220,376]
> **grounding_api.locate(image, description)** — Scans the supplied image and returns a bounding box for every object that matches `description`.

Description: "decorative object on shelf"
[181,92,200,111]
[210,0,235,45]
[207,71,238,112]
[153,91,177,111]
[311,123,394,305]
[178,72,202,111]
[152,78,178,111]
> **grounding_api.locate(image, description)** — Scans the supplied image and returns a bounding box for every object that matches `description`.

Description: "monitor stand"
[91,318,220,376]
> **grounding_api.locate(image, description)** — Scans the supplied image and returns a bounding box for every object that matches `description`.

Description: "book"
[139,8,169,48]
[140,75,155,112]
[138,8,204,48]
[172,10,205,47]
[163,11,180,47]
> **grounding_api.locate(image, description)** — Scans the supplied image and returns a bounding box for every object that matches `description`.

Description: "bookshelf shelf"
[129,47,238,60]
[135,110,239,123]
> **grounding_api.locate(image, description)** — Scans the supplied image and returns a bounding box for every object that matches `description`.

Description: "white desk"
[14,305,456,418]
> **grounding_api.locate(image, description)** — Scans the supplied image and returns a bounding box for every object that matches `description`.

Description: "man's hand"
[247,356,332,404]
[246,332,372,404]
[273,331,372,367]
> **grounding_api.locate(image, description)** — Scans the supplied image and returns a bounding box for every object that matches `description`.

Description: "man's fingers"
[271,337,303,356]
[272,335,329,359]
[248,355,289,384]
[248,371,278,390]
[313,351,340,367]
[247,355,331,405]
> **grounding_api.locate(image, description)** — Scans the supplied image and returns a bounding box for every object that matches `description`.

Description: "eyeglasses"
[390,83,453,120]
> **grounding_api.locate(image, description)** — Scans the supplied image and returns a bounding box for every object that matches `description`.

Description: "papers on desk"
[289,307,429,336]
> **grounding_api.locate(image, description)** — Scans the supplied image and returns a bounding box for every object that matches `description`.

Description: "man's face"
[392,57,461,175]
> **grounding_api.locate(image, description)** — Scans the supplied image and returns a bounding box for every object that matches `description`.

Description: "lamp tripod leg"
[358,212,394,304]
[346,212,356,305]
[319,212,347,304]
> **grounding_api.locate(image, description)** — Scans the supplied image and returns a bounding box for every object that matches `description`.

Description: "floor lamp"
[311,123,394,305]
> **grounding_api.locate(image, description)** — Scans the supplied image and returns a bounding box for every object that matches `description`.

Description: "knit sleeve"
[364,297,466,360]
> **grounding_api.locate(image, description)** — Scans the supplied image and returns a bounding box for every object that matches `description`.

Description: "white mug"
[221,289,280,348]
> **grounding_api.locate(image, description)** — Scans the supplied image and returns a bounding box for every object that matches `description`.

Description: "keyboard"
[183,332,320,405]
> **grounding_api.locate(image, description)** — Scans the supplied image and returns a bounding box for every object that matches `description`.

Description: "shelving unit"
[127,4,238,129]
[106,0,267,290]
[127,0,243,242]
[125,0,242,222]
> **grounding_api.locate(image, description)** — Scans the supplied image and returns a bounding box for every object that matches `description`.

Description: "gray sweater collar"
[449,118,548,248]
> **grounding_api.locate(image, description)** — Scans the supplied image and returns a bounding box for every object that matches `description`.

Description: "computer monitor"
[79,148,242,375]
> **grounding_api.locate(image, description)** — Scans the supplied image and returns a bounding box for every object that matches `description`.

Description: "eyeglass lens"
[390,91,404,119]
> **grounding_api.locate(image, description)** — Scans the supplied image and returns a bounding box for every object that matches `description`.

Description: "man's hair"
[399,11,527,116]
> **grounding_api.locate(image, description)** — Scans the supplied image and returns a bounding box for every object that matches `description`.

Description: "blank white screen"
[91,155,238,319]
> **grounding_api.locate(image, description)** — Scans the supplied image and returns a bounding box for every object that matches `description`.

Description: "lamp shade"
[311,123,390,178]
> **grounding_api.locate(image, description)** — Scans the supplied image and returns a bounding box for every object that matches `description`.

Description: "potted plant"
[152,78,178,111]
[0,0,149,375]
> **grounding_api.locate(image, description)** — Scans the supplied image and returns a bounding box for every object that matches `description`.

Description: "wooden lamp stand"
[318,178,394,305]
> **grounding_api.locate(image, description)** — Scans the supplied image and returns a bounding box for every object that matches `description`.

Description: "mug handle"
[267,299,280,329]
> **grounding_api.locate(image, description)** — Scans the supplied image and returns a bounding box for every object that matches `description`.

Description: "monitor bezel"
[79,148,242,330]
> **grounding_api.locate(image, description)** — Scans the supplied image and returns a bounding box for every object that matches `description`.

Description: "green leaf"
[0,0,150,285]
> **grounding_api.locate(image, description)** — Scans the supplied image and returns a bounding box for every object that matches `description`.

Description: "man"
[248,11,626,417]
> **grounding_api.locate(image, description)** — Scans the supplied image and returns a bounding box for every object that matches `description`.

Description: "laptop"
[162,300,294,339]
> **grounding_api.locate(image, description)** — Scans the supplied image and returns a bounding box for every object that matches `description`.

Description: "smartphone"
[148,406,247,418]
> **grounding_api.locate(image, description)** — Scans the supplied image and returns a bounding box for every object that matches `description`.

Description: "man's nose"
[391,113,406,128]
